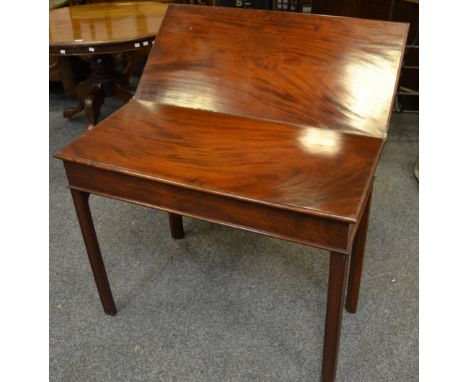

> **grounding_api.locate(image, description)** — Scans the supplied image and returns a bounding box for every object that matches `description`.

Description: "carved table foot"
[84,84,105,130]
[63,54,134,129]
[64,82,105,129]
[63,81,88,119]
[114,79,134,103]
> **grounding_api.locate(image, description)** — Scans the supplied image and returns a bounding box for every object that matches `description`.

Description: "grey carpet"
[49,88,418,382]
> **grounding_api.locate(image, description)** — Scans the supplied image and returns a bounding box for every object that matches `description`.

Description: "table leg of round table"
[83,84,105,130]
[63,54,134,129]
[63,81,104,130]
[114,80,134,103]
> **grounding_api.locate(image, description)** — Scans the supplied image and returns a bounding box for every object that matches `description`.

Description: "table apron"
[64,161,351,254]
[49,37,155,56]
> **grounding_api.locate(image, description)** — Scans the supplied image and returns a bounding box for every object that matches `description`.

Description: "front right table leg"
[346,189,372,314]
[321,251,349,382]
[321,189,373,381]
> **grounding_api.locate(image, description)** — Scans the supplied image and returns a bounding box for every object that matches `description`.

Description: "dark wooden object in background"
[49,1,168,128]
[56,5,408,381]
[168,213,184,239]
[50,56,77,96]
[61,55,131,129]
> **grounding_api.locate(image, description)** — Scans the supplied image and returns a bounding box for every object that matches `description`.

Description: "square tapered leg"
[346,189,372,314]
[321,251,349,382]
[70,189,117,316]
[168,213,184,239]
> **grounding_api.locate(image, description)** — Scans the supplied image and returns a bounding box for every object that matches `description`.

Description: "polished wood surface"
[50,1,169,128]
[63,160,352,253]
[312,0,419,111]
[138,5,408,138]
[58,100,383,222]
[49,1,168,54]
[322,251,349,382]
[55,5,408,381]
[70,189,117,315]
[346,185,372,313]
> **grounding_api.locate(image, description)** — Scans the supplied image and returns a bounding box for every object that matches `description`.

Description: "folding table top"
[137,5,408,139]
[56,5,409,223]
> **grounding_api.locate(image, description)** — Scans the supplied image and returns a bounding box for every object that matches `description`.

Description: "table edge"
[49,35,156,55]
[54,152,360,224]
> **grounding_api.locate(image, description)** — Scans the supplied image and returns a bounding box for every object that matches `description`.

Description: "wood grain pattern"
[138,5,408,138]
[346,184,372,313]
[54,6,409,381]
[57,99,383,223]
[49,1,167,55]
[312,0,419,112]
[63,162,351,253]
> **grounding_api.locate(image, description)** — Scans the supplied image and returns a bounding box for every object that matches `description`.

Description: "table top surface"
[49,1,167,53]
[137,5,408,139]
[56,5,408,223]
[57,100,383,222]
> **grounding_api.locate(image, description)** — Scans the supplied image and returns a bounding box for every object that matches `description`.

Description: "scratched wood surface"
[56,4,408,223]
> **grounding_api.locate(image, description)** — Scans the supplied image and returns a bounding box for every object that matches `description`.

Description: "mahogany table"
[49,1,168,129]
[55,5,408,381]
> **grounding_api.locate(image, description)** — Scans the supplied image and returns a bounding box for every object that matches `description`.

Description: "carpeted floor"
[49,86,418,382]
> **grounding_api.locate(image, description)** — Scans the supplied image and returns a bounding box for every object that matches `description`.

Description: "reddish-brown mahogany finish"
[58,100,384,223]
[322,252,350,382]
[346,186,373,314]
[138,5,408,138]
[49,2,168,129]
[70,189,117,316]
[55,5,408,382]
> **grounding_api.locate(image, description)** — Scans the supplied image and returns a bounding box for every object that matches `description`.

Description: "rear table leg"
[168,213,184,239]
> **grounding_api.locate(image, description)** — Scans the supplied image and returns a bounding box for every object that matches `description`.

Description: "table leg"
[63,54,133,129]
[346,189,372,314]
[321,251,349,382]
[63,81,87,119]
[70,189,117,316]
[63,81,104,130]
[114,80,134,103]
[168,213,184,239]
[83,84,105,130]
